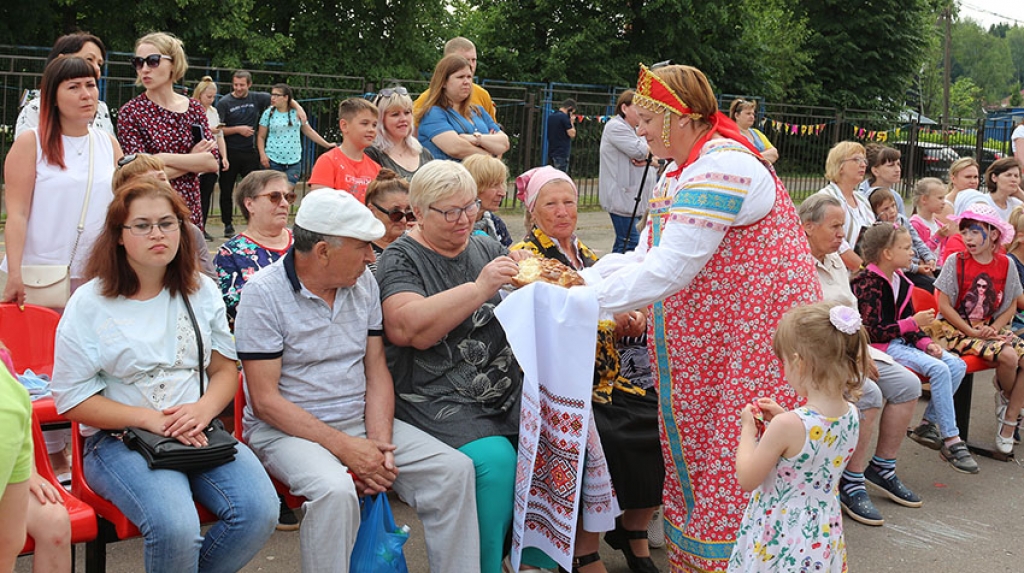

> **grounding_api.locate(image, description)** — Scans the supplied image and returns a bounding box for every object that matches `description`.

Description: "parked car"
[950,145,1005,175]
[891,141,959,181]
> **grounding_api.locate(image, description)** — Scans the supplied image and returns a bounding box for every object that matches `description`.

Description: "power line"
[959,1,1024,26]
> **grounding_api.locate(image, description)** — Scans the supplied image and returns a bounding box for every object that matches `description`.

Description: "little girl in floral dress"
[728,301,867,573]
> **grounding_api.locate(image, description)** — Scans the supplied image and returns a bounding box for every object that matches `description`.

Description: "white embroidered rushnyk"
[496,282,619,572]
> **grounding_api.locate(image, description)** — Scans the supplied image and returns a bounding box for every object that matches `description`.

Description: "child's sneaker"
[907,421,942,450]
[939,441,979,474]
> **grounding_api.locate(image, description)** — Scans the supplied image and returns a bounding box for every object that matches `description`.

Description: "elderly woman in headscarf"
[511,167,660,573]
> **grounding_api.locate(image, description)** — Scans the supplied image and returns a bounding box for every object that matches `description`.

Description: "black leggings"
[219,148,260,225]
[198,172,218,230]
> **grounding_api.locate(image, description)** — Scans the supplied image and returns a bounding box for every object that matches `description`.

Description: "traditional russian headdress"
[634,63,702,120]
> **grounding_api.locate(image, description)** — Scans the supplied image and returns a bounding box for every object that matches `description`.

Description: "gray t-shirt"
[235,250,381,435]
[934,253,1023,321]
[377,234,520,448]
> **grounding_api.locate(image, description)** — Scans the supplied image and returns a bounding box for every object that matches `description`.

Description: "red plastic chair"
[233,373,306,509]
[0,303,65,426]
[20,411,97,555]
[0,303,61,377]
[70,422,219,572]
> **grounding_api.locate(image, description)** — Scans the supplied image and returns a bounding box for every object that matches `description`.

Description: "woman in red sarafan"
[579,64,821,573]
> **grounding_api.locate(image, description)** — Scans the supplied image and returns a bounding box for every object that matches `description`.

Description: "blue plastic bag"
[350,492,410,573]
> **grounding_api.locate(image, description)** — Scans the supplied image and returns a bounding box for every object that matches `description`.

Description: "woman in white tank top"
[2,56,123,307]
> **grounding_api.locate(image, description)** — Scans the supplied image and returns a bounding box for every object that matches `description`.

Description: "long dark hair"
[414,54,473,124]
[269,83,294,126]
[38,57,99,169]
[86,178,199,298]
[47,33,106,64]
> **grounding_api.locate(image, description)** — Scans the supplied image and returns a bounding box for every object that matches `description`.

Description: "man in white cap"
[235,189,480,573]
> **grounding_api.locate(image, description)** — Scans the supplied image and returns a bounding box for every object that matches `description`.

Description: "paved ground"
[12,207,1024,572]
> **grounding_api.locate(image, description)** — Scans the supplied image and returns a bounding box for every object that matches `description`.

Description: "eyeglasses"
[371,202,416,223]
[378,87,409,98]
[131,54,172,70]
[843,157,868,165]
[429,199,481,223]
[270,92,286,97]
[256,191,297,203]
[117,154,138,168]
[122,219,182,236]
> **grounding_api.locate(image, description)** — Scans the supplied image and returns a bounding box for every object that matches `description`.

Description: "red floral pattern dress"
[116,94,216,226]
[646,144,821,572]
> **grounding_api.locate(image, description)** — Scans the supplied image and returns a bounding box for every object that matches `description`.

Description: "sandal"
[996,416,1017,455]
[605,522,660,573]
[56,471,72,490]
[557,552,602,573]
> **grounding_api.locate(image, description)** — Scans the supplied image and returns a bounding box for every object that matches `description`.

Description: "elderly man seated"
[799,193,925,526]
[235,189,480,573]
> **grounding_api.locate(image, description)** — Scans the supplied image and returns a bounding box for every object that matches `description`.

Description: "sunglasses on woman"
[131,54,172,70]
[372,202,416,223]
[257,191,297,203]
[378,87,409,98]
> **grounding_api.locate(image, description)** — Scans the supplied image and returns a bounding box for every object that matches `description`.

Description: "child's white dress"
[728,406,859,572]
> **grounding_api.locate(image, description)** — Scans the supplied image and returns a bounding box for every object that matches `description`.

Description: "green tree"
[951,19,1014,105]
[794,0,935,110]
[949,76,983,117]
[1007,26,1024,92]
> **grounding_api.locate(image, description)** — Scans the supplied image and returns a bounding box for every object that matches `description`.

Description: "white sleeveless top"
[1,128,115,279]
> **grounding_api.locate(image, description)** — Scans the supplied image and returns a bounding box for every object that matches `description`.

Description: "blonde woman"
[463,154,512,246]
[366,86,433,179]
[815,141,874,271]
[193,76,228,238]
[116,32,218,227]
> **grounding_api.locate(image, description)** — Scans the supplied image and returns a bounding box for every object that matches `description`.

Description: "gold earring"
[662,113,672,148]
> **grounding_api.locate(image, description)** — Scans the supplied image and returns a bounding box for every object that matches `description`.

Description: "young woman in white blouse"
[3,56,122,306]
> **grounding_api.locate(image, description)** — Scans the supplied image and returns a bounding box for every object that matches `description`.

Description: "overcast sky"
[958,0,1024,29]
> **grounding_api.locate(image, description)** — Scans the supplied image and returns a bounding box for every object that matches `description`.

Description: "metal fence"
[2,49,1022,212]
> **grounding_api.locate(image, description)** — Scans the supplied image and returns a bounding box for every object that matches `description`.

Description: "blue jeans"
[610,213,641,253]
[885,339,967,439]
[269,160,301,186]
[549,155,569,173]
[84,433,277,573]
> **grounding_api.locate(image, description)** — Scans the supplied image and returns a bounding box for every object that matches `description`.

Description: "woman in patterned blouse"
[215,170,294,328]
[116,32,218,227]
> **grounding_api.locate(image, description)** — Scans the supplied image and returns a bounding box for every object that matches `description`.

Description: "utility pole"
[943,1,951,126]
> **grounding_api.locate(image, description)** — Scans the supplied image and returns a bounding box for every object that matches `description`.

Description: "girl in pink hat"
[928,203,1024,455]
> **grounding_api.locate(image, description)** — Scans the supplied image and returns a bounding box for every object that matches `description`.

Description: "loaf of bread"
[510,257,585,288]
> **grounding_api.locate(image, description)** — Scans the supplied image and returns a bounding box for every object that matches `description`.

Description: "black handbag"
[122,293,238,471]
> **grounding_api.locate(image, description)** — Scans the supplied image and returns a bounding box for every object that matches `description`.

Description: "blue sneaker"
[865,466,923,508]
[839,487,884,526]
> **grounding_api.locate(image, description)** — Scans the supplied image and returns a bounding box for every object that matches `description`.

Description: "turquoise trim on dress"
[671,189,744,217]
[651,177,738,566]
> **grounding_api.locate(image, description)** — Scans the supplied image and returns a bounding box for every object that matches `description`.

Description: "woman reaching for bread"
[376,160,552,573]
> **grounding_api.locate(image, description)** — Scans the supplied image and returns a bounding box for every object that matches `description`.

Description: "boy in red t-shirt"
[308,98,381,202]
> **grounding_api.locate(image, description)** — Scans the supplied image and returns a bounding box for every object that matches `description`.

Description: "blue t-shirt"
[259,108,302,165]
[547,110,573,158]
[417,105,500,161]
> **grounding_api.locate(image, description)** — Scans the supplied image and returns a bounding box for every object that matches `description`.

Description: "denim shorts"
[269,160,301,185]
